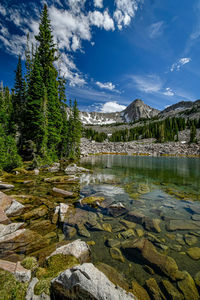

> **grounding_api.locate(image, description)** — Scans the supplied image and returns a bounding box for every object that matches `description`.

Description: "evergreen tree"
[24,52,47,155]
[190,121,197,143]
[35,4,62,156]
[12,55,26,134]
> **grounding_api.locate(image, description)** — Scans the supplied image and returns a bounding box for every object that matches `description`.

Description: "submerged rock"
[131,281,150,300]
[145,277,166,300]
[184,234,198,246]
[52,187,74,198]
[110,247,125,263]
[143,217,161,233]
[161,280,184,300]
[177,271,199,300]
[187,247,200,260]
[166,219,200,231]
[122,238,181,280]
[107,202,128,217]
[194,271,200,289]
[47,240,90,263]
[51,263,136,300]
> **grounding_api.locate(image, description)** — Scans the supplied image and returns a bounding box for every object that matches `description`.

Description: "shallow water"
[78,155,200,288]
[1,155,200,297]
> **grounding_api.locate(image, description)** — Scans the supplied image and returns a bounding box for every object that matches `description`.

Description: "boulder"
[122,238,181,280]
[0,259,31,282]
[177,271,199,300]
[47,240,90,263]
[0,222,24,238]
[51,263,136,300]
[52,187,74,198]
[187,247,200,260]
[22,205,48,220]
[0,207,9,224]
[26,277,50,300]
[166,220,200,231]
[5,200,25,217]
[65,164,90,175]
[0,183,14,189]
[48,162,60,173]
[0,229,49,256]
[59,203,70,222]
[0,191,13,211]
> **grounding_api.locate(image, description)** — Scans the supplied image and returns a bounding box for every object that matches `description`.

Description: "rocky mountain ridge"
[79,99,200,125]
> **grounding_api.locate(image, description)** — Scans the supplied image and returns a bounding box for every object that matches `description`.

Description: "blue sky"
[0,0,200,112]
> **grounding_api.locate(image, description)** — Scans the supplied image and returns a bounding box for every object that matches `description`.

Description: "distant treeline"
[84,117,200,143]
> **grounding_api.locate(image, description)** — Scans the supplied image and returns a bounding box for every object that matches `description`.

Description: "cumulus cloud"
[163,87,174,96]
[101,101,126,113]
[89,10,114,31]
[114,0,140,29]
[0,0,141,86]
[94,0,103,8]
[170,57,191,72]
[149,21,164,39]
[96,81,116,90]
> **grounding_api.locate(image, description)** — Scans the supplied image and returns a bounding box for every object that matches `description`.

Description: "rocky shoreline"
[81,138,200,157]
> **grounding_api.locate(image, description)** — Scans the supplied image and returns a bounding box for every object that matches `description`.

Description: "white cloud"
[0,4,6,16]
[163,87,174,96]
[0,0,141,87]
[170,57,191,72]
[114,0,140,29]
[94,0,103,8]
[96,81,116,90]
[101,101,126,113]
[89,10,114,31]
[131,74,163,93]
[149,21,164,39]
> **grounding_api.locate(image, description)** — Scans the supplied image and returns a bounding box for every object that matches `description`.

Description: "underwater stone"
[161,280,184,300]
[166,220,200,231]
[107,202,128,217]
[184,234,198,246]
[187,247,200,260]
[52,187,74,198]
[131,281,151,300]
[145,277,166,300]
[122,238,181,280]
[194,271,200,289]
[110,247,125,263]
[177,271,199,300]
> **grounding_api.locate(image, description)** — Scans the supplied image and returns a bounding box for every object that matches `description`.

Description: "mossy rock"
[12,167,28,174]
[34,254,79,296]
[21,256,38,271]
[34,278,52,295]
[81,196,105,206]
[0,269,28,300]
